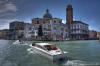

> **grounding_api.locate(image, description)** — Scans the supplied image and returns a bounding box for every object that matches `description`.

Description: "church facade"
[32,9,68,40]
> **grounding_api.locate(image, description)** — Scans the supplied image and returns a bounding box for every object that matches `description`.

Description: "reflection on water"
[0,40,100,66]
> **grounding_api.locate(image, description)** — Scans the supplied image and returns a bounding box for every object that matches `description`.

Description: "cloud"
[62,20,66,24]
[0,22,9,29]
[0,19,18,29]
[0,0,17,13]
[0,0,18,29]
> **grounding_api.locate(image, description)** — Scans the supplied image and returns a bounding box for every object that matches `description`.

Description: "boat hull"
[32,46,68,62]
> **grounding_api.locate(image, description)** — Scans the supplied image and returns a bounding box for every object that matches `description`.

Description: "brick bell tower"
[66,4,73,25]
[66,4,73,39]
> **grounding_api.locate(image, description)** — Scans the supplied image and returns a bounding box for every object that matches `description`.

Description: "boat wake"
[13,43,28,46]
[27,48,38,55]
[62,60,100,66]
[12,40,29,46]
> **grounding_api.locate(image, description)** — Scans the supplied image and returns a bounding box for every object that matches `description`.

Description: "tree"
[38,25,43,37]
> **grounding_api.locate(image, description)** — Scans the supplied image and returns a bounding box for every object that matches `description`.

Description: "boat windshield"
[44,45,58,51]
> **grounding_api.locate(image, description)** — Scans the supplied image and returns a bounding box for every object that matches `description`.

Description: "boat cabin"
[32,43,58,51]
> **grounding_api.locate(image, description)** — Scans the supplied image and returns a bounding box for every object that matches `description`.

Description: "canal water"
[0,40,100,66]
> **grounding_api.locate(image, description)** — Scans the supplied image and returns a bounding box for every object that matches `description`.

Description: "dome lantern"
[43,9,52,19]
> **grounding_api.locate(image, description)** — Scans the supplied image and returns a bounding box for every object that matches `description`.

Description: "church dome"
[43,9,52,18]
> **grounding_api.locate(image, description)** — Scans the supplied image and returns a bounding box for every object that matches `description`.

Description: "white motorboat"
[31,42,68,62]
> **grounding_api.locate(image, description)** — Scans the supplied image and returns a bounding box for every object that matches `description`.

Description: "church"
[32,9,68,40]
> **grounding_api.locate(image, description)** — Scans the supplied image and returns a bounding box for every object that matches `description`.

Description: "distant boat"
[13,40,27,45]
[13,33,26,45]
[31,42,68,62]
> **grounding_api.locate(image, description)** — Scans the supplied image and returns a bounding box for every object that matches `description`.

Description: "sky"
[0,0,100,31]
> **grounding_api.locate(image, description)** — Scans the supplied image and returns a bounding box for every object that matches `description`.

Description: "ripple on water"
[27,48,38,54]
[1,40,100,66]
[62,60,100,66]
[2,61,17,66]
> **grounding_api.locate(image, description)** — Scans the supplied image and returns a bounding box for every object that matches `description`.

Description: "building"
[66,4,89,40]
[9,21,35,40]
[70,21,89,40]
[89,30,97,39]
[66,4,73,39]
[97,32,100,38]
[9,21,25,40]
[32,9,68,40]
[9,29,24,40]
[66,4,73,25]
[9,21,24,30]
[24,23,33,40]
[0,29,9,39]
